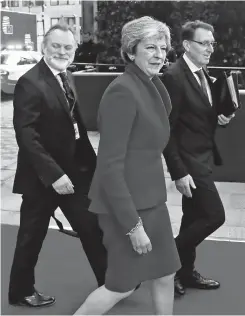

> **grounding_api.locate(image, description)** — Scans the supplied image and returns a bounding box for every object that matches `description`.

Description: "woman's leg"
[150,273,175,315]
[74,285,134,315]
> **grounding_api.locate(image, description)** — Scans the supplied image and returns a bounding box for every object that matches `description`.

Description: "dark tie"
[58,72,75,110]
[195,69,209,100]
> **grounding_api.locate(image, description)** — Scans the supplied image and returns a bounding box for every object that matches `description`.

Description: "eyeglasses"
[189,40,217,48]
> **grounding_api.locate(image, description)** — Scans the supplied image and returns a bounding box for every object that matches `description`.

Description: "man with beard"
[162,20,234,296]
[8,23,107,308]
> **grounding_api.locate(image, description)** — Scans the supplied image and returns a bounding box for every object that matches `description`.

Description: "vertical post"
[42,3,45,35]
[4,0,10,10]
[93,1,98,43]
[28,0,34,13]
[36,2,46,52]
[82,1,94,35]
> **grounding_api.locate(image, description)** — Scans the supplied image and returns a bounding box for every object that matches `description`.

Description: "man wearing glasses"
[162,20,234,296]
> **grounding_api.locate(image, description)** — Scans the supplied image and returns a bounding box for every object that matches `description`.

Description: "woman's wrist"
[126,217,143,236]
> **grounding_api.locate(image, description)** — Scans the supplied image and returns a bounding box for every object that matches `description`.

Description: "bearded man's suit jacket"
[13,58,96,195]
[9,58,107,301]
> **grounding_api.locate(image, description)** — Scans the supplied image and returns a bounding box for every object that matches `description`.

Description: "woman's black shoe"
[174,276,186,296]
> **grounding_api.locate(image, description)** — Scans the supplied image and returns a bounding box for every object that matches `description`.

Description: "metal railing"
[71,62,245,71]
[69,63,245,93]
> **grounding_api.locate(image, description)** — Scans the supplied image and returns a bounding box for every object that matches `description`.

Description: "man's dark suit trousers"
[175,176,225,277]
[8,175,107,301]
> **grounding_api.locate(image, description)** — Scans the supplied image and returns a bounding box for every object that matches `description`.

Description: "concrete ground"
[1,97,245,241]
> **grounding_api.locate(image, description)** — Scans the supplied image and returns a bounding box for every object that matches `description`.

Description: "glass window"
[58,0,68,5]
[23,1,42,6]
[50,0,58,5]
[10,1,19,6]
[64,16,75,26]
[35,1,45,5]
[51,18,59,25]
[51,16,75,27]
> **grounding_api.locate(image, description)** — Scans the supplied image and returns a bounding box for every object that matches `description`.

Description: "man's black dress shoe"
[182,270,220,290]
[9,290,55,307]
[174,276,185,296]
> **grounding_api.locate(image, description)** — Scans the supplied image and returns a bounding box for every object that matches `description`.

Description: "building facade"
[0,1,98,51]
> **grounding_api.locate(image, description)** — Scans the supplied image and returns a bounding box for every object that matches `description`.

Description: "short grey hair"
[42,22,77,47]
[121,16,171,63]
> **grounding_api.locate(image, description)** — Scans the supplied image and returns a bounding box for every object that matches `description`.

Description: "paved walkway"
[1,98,245,241]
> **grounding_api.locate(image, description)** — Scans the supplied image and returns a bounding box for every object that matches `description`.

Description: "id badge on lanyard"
[70,100,80,140]
[73,122,80,140]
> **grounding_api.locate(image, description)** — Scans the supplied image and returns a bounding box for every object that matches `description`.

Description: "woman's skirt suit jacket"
[89,62,181,291]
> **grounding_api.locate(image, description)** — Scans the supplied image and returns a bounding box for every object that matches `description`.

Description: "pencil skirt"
[98,201,181,292]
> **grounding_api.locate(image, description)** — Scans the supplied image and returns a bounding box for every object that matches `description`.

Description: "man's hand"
[175,174,196,198]
[52,174,74,195]
[218,113,235,126]
[129,226,152,255]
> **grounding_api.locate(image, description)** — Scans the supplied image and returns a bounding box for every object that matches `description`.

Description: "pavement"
[1,96,245,241]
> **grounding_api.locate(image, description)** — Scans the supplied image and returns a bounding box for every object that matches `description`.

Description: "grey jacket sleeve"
[96,83,140,235]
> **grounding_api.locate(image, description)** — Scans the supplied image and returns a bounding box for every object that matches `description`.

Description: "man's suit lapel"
[39,58,72,119]
[180,57,212,108]
[204,68,217,106]
[67,71,79,107]
[67,71,76,97]
[67,71,86,127]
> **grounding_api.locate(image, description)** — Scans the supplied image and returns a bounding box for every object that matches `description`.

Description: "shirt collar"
[183,53,202,73]
[43,57,66,77]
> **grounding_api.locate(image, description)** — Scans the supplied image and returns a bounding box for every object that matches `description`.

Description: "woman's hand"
[129,226,152,255]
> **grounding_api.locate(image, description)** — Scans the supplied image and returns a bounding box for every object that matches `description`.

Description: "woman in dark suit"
[75,16,181,315]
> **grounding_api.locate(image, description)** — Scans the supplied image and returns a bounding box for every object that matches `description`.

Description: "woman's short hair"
[121,16,171,63]
[181,20,214,41]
